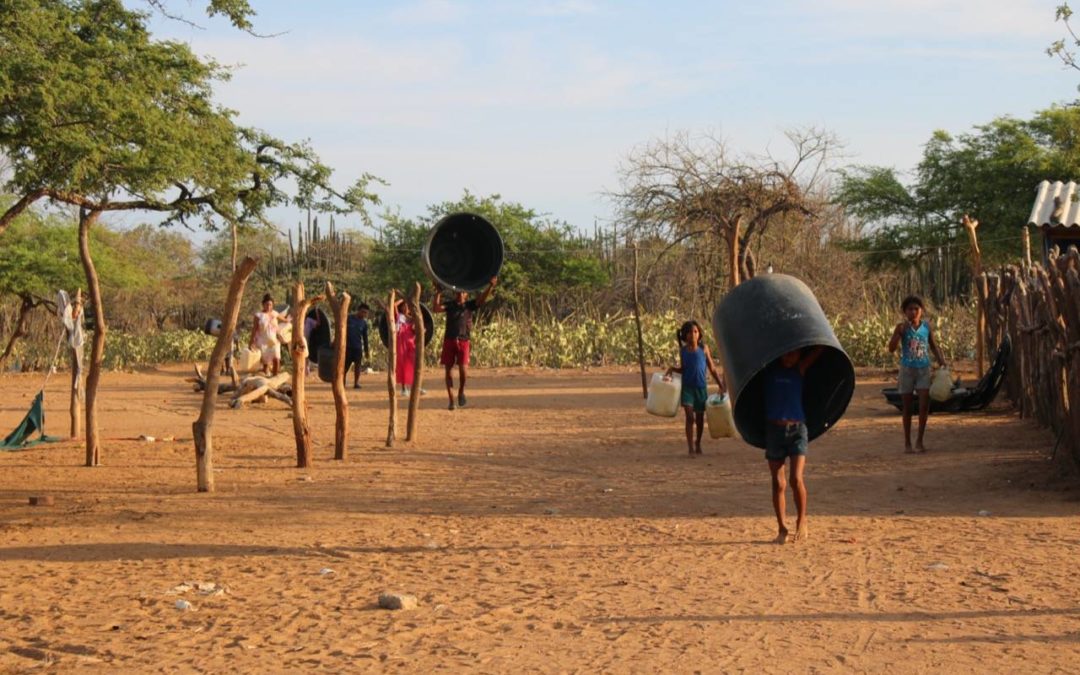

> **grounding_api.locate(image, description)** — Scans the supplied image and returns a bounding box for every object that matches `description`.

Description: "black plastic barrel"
[305,307,332,365]
[421,213,504,292]
[712,274,855,449]
[376,302,435,348]
[317,346,336,383]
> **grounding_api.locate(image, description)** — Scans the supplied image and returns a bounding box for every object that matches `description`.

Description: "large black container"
[317,346,336,383]
[421,212,504,292]
[376,302,435,348]
[712,274,855,449]
[305,307,332,365]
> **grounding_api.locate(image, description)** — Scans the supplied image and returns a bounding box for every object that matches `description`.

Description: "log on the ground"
[188,363,239,394]
[230,372,292,408]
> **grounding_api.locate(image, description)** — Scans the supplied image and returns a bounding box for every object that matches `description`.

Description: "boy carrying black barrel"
[763,346,824,544]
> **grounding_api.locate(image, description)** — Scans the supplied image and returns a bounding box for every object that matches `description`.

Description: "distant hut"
[1028,180,1080,263]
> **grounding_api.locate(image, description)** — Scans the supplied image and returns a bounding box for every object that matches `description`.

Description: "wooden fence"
[979,247,1080,467]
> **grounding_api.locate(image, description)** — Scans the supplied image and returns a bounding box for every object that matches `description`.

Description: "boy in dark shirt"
[345,303,371,389]
[432,277,497,410]
[764,346,823,544]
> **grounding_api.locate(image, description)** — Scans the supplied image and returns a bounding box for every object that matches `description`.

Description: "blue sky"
[149,0,1078,239]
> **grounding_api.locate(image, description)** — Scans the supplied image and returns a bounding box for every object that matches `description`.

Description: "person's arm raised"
[477,276,498,306]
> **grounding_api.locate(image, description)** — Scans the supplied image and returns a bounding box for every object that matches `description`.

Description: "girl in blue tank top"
[665,320,726,456]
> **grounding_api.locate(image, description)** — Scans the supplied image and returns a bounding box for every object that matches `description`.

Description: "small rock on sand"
[378,593,418,610]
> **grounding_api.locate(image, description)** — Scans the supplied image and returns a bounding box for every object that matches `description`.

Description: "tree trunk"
[69,289,84,440]
[632,243,647,398]
[0,294,34,371]
[325,281,351,460]
[406,283,423,442]
[230,220,238,273]
[727,216,743,289]
[78,209,105,467]
[385,289,398,447]
[290,281,322,468]
[193,256,258,492]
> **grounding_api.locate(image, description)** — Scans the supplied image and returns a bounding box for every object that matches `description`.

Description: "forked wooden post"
[290,281,324,468]
[406,282,424,441]
[193,256,259,492]
[385,289,398,447]
[69,288,84,439]
[962,214,985,377]
[325,281,351,460]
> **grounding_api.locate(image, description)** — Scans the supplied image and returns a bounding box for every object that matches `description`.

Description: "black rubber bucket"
[712,274,855,449]
[317,346,337,383]
[376,302,435,348]
[305,307,332,365]
[421,212,504,292]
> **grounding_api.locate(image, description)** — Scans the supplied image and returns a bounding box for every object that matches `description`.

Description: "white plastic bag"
[929,368,953,402]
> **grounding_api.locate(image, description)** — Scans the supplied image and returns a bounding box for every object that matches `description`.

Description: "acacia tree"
[833,105,1080,302]
[611,129,834,316]
[0,0,379,466]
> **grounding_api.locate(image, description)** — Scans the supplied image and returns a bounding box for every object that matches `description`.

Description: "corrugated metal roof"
[1028,180,1080,228]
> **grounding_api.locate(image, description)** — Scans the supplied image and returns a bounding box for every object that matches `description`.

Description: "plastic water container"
[706,393,735,438]
[235,347,262,373]
[646,372,681,417]
[930,368,953,402]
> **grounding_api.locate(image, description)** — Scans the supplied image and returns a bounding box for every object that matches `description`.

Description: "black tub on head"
[422,212,504,292]
[712,274,855,449]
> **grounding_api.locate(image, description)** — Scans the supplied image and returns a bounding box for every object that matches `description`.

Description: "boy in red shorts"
[432,276,497,410]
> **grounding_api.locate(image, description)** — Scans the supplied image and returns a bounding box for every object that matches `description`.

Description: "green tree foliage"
[834,105,1080,271]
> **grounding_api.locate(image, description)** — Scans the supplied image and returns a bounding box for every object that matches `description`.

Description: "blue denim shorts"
[765,422,808,462]
[680,386,709,412]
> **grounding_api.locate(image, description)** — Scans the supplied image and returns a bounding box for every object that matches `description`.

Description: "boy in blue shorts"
[764,346,824,544]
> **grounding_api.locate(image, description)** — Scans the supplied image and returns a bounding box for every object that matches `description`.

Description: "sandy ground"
[0,363,1078,673]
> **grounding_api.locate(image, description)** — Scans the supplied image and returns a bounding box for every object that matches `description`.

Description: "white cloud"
[789,0,1059,40]
[387,0,469,24]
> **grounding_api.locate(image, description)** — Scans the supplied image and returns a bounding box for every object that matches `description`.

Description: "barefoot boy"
[764,346,823,544]
[887,296,947,453]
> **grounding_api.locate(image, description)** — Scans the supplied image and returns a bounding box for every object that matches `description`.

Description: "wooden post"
[192,257,258,492]
[962,214,985,377]
[632,243,648,399]
[69,289,84,439]
[1022,225,1032,268]
[406,283,424,441]
[325,281,351,461]
[385,289,398,447]
[77,208,105,467]
[728,217,742,289]
[290,281,324,468]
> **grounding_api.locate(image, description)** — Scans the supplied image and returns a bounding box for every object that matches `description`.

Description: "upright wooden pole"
[406,283,424,441]
[632,244,647,399]
[962,214,985,377]
[193,257,258,492]
[77,208,105,467]
[385,289,398,447]
[290,281,323,468]
[69,289,84,439]
[325,281,351,461]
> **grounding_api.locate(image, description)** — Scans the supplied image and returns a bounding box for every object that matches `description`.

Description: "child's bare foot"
[794,521,809,542]
[694,442,703,455]
[688,448,696,457]
[915,442,927,453]
[774,527,790,545]
[904,444,915,454]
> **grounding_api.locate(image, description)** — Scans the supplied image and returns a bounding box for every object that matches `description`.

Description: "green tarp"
[1,391,60,450]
